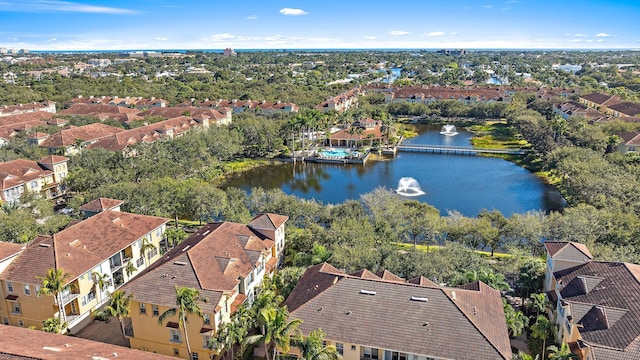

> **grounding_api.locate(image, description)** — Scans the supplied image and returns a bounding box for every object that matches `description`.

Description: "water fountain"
[395,177,426,196]
[440,124,458,136]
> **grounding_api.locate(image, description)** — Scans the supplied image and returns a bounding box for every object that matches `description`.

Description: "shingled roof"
[0,211,168,284]
[544,241,593,261]
[78,197,124,213]
[124,219,278,313]
[580,93,624,107]
[39,123,125,148]
[285,263,512,360]
[0,324,175,360]
[553,261,640,359]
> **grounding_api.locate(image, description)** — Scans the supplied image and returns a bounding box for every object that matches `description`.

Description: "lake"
[223,125,563,216]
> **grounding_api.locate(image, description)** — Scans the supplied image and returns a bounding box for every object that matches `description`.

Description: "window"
[18,320,24,327]
[215,312,221,325]
[2,317,8,325]
[156,228,162,238]
[203,314,210,325]
[173,348,179,356]
[12,302,21,314]
[191,353,199,360]
[30,181,38,190]
[23,284,30,296]
[136,257,144,268]
[7,281,14,293]
[169,329,181,343]
[363,347,379,360]
[336,343,344,355]
[202,335,212,348]
[351,345,356,351]
[152,305,159,316]
[35,285,41,297]
[139,303,146,314]
[147,247,158,260]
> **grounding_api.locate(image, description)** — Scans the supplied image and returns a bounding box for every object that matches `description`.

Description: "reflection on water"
[222,125,563,216]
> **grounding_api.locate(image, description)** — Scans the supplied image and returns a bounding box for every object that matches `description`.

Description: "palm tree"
[547,343,578,360]
[531,315,555,360]
[246,306,302,360]
[527,293,551,318]
[91,271,111,305]
[139,238,157,268]
[104,289,133,337]
[380,118,396,147]
[37,268,71,331]
[503,300,528,338]
[158,286,208,359]
[293,329,341,360]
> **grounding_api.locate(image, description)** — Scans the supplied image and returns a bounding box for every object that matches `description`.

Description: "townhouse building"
[0,155,69,203]
[0,202,168,332]
[123,213,287,359]
[544,241,640,360]
[39,123,126,155]
[285,263,512,360]
[315,88,362,113]
[0,324,176,360]
[0,101,56,117]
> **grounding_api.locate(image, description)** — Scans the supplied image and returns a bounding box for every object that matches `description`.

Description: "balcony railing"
[59,291,80,305]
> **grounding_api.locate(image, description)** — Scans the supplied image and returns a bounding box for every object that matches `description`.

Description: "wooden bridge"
[397,144,528,156]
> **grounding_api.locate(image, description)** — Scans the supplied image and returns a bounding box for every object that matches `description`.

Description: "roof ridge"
[441,284,510,359]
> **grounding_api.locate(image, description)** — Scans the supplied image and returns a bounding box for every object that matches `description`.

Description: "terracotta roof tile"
[1,211,168,283]
[0,324,175,360]
[40,123,125,148]
[78,197,124,212]
[0,242,24,262]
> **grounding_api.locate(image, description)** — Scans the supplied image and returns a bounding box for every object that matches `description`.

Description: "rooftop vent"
[111,217,120,223]
[181,245,191,252]
[174,261,187,266]
[39,243,51,248]
[410,296,428,302]
[359,290,376,296]
[202,230,210,236]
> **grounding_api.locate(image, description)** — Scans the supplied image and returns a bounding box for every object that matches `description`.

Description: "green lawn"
[393,242,513,258]
[468,122,529,150]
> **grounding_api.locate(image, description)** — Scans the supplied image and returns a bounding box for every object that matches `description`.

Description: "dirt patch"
[73,318,130,348]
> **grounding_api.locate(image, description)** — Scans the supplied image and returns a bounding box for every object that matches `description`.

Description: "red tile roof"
[1,211,168,283]
[124,217,282,312]
[78,197,124,213]
[0,324,175,360]
[0,242,24,262]
[544,241,593,260]
[39,123,125,148]
[0,159,53,192]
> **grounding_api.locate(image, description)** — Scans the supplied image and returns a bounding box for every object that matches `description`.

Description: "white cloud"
[363,36,377,40]
[424,31,445,37]
[595,33,610,37]
[0,0,136,14]
[573,33,588,37]
[450,32,458,36]
[50,37,56,41]
[205,33,235,42]
[247,15,258,20]
[483,5,494,8]
[390,30,410,36]
[155,37,168,41]
[596,39,605,42]
[279,8,308,16]
[570,39,583,42]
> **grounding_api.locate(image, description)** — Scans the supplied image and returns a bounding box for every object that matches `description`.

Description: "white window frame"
[23,284,30,296]
[169,328,182,343]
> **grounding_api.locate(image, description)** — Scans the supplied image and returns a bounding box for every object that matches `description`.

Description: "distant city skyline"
[0,0,639,51]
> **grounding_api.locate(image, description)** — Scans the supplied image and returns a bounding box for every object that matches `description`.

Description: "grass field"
[393,242,513,258]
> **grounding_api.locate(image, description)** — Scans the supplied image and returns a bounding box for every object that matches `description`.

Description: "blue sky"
[0,0,639,50]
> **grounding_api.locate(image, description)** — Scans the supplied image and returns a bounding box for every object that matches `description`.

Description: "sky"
[0,0,639,51]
